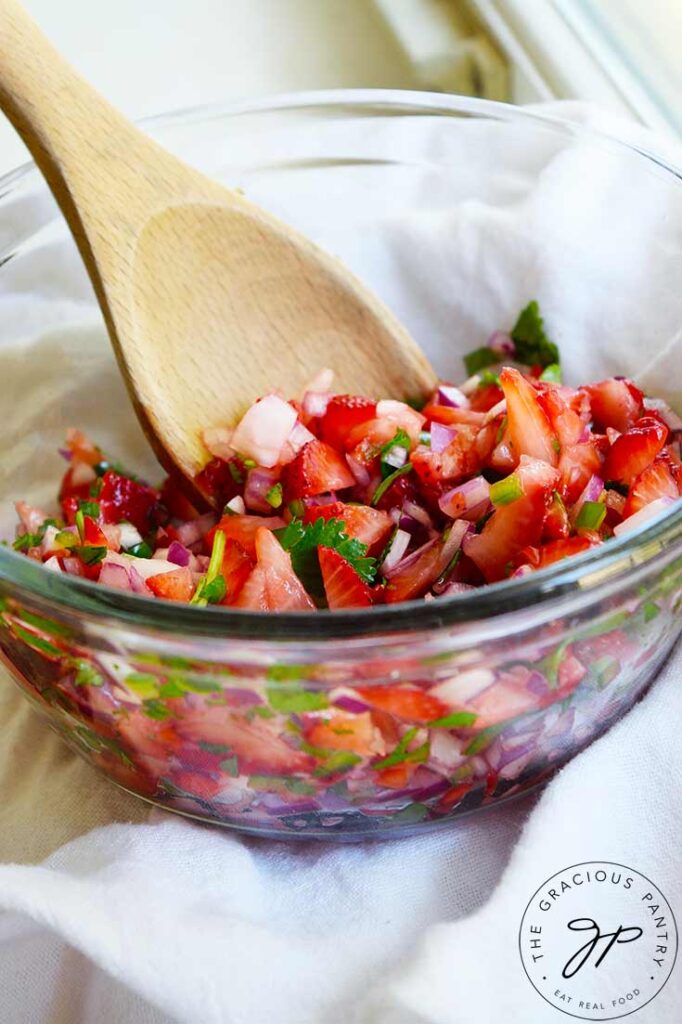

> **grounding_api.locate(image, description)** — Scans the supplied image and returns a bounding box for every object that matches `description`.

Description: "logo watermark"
[519,861,677,1020]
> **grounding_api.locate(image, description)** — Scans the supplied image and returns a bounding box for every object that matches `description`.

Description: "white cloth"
[1,101,681,1024]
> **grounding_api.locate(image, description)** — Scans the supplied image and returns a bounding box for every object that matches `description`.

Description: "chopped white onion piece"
[613,496,679,537]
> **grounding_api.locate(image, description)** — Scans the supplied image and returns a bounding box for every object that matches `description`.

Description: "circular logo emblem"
[519,861,677,1020]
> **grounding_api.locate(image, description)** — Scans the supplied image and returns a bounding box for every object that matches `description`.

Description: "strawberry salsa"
[10,303,682,609]
[4,301,682,834]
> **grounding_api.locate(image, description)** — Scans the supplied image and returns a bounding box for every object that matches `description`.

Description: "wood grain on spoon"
[0,0,437,504]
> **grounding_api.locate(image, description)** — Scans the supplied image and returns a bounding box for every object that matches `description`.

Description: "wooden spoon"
[0,0,437,503]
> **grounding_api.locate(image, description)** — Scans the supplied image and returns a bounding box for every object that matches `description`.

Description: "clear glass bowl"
[1,91,682,840]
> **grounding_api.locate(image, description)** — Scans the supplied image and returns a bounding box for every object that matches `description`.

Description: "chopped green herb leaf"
[191,529,226,605]
[228,461,244,484]
[77,499,100,518]
[266,681,328,713]
[125,671,160,699]
[220,756,239,777]
[277,517,376,598]
[126,540,153,559]
[370,463,413,508]
[373,727,430,770]
[12,532,41,552]
[479,368,501,387]
[539,362,562,383]
[510,300,559,369]
[73,659,104,687]
[463,346,500,377]
[75,545,107,566]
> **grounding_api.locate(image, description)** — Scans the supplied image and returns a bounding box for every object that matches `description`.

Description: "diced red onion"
[303,390,331,419]
[279,420,316,465]
[382,444,408,470]
[230,393,298,468]
[380,528,411,573]
[304,368,334,394]
[167,540,192,567]
[435,581,475,597]
[15,501,50,533]
[202,426,234,462]
[389,506,401,525]
[439,476,491,520]
[129,565,151,594]
[70,462,97,487]
[436,385,470,409]
[402,500,433,529]
[383,537,436,579]
[43,556,63,573]
[572,474,604,522]
[430,422,458,453]
[483,399,507,424]
[488,330,515,356]
[437,519,472,575]
[99,561,134,591]
[175,513,217,547]
[303,494,337,508]
[613,495,679,536]
[511,564,534,578]
[346,454,371,487]
[332,694,371,714]
[63,557,84,577]
[578,425,590,443]
[225,496,245,515]
[58,447,72,462]
[194,555,210,572]
[606,427,621,444]
[244,466,280,514]
[526,671,549,696]
[101,524,121,550]
[118,522,143,549]
[40,525,61,557]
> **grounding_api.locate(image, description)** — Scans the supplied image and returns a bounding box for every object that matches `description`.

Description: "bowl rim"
[2,87,682,641]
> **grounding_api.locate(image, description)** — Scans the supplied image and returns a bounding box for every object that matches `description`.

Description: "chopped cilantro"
[463,347,500,377]
[373,727,429,770]
[277,517,376,598]
[510,300,559,369]
[539,362,562,384]
[125,540,153,559]
[479,368,501,387]
[77,499,100,518]
[370,463,413,508]
[73,660,104,687]
[378,429,411,478]
[266,680,328,713]
[75,545,107,565]
[12,532,41,552]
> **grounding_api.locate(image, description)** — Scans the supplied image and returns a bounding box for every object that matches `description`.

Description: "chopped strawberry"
[602,416,668,485]
[469,383,504,413]
[622,455,680,518]
[557,652,587,698]
[500,367,558,466]
[243,527,315,611]
[213,514,285,557]
[420,404,486,427]
[303,502,392,550]
[283,439,355,499]
[354,684,448,722]
[345,417,403,464]
[59,464,96,505]
[318,546,373,609]
[384,538,443,603]
[538,385,587,447]
[542,490,570,540]
[98,471,162,534]
[558,441,603,504]
[147,566,195,602]
[375,400,426,443]
[535,536,594,568]
[465,456,559,582]
[177,707,315,775]
[81,515,108,547]
[233,565,269,610]
[320,395,376,450]
[376,763,420,789]
[194,456,246,507]
[304,711,382,756]
[160,476,201,520]
[220,540,255,605]
[586,378,644,433]
[410,426,480,486]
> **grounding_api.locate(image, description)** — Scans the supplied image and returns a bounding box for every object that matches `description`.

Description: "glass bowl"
[1,91,682,840]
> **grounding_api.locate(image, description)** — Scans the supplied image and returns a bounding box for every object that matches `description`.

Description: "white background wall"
[0,0,421,174]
